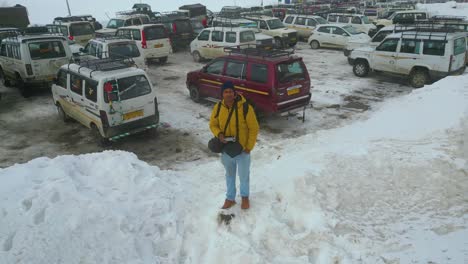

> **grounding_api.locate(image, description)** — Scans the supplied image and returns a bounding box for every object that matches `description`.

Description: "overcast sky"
[2,0,281,24]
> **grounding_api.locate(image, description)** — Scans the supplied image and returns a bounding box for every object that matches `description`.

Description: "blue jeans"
[221,151,251,201]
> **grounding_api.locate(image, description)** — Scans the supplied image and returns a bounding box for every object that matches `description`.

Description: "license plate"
[287,88,300,96]
[123,110,143,121]
[154,43,163,48]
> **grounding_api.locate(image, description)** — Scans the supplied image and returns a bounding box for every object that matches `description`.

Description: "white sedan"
[308,24,371,50]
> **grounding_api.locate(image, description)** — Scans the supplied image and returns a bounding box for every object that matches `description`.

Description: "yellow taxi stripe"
[201,79,269,96]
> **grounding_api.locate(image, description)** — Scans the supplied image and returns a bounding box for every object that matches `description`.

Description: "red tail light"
[99,110,109,128]
[68,35,74,41]
[25,64,33,75]
[172,23,177,33]
[141,30,147,49]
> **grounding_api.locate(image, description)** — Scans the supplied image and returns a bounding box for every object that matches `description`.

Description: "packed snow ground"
[1,73,468,263]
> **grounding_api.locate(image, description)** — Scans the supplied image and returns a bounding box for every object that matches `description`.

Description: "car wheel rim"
[413,74,425,86]
[355,64,365,75]
[190,88,199,100]
[193,53,200,61]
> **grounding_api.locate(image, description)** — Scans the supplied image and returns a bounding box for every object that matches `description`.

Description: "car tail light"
[172,23,177,33]
[141,30,147,49]
[25,64,33,75]
[100,110,109,128]
[68,35,74,41]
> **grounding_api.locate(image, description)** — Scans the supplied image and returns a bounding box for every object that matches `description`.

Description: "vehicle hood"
[255,33,273,41]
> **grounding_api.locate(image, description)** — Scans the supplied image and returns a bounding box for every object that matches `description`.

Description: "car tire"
[192,51,203,62]
[57,104,70,123]
[273,37,284,49]
[353,60,369,77]
[409,69,429,88]
[310,40,320,49]
[159,56,168,64]
[189,85,201,103]
[15,74,29,98]
[0,68,11,87]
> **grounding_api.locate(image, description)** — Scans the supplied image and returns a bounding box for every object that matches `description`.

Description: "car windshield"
[362,16,371,24]
[70,23,94,36]
[107,19,124,29]
[387,13,397,20]
[315,17,328,24]
[144,26,167,40]
[343,25,361,35]
[28,41,66,60]
[174,20,192,33]
[104,75,152,102]
[276,60,306,83]
[267,19,285,29]
[108,43,140,58]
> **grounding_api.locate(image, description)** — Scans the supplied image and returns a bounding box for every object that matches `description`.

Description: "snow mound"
[417,1,468,17]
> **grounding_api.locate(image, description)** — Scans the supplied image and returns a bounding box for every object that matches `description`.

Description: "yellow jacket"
[209,95,259,151]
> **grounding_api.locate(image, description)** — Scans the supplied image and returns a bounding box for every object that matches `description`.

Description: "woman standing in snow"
[209,81,259,210]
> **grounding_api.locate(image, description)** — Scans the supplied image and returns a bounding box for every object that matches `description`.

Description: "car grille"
[288,32,297,40]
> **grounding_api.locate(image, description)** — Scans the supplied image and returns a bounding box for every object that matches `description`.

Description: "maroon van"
[186,47,312,118]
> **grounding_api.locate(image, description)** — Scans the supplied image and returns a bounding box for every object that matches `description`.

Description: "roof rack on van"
[69,55,137,78]
[224,45,293,58]
[396,21,462,41]
[95,35,130,41]
[430,15,466,22]
[2,27,64,41]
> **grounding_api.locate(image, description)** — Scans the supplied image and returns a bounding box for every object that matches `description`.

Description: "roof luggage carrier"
[224,44,294,58]
[68,55,137,78]
[430,15,466,22]
[396,21,462,41]
[2,27,65,41]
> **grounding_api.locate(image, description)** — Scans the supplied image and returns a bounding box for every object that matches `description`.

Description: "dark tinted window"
[107,19,124,29]
[250,63,268,83]
[332,27,347,35]
[70,23,94,36]
[259,21,268,29]
[85,80,98,102]
[328,15,337,22]
[226,32,236,43]
[70,75,83,95]
[108,43,140,58]
[454,37,466,56]
[284,16,294,24]
[376,38,399,52]
[132,19,142,25]
[132,30,141,41]
[351,17,361,24]
[400,39,421,54]
[28,41,66,60]
[198,30,210,41]
[103,75,151,103]
[372,30,391,42]
[240,31,255,43]
[0,44,6,57]
[338,16,349,23]
[144,26,167,40]
[276,61,306,83]
[225,61,246,79]
[56,70,67,88]
[423,40,445,56]
[206,60,225,75]
[211,31,223,42]
[174,20,192,33]
[317,26,329,33]
[295,17,306,25]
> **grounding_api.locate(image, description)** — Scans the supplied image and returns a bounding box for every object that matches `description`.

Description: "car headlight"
[282,33,289,37]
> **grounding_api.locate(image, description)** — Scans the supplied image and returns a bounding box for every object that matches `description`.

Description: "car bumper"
[343,49,352,57]
[275,93,311,114]
[104,114,159,141]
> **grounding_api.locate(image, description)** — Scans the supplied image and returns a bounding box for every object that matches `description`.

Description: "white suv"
[96,14,151,36]
[349,30,467,88]
[52,57,159,144]
[283,14,329,40]
[47,21,95,46]
[0,32,72,97]
[326,13,376,34]
[308,24,371,50]
[374,11,430,30]
[243,15,298,48]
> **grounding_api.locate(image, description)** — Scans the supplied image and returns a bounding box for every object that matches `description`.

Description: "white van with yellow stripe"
[51,57,159,144]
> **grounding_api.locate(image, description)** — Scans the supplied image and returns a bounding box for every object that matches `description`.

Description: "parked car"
[51,57,159,144]
[54,15,103,30]
[46,21,95,46]
[156,12,194,51]
[116,24,171,64]
[344,25,414,56]
[308,24,371,50]
[283,14,329,40]
[190,27,257,62]
[96,14,151,36]
[243,15,298,48]
[349,30,467,88]
[373,10,430,30]
[80,37,146,70]
[0,31,72,97]
[186,46,312,116]
[326,13,376,34]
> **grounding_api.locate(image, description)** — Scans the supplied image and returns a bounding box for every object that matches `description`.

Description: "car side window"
[56,70,67,88]
[198,30,210,41]
[284,16,294,24]
[250,63,268,83]
[351,17,361,24]
[306,19,317,27]
[88,42,97,56]
[6,44,13,58]
[132,19,142,25]
[259,21,268,30]
[97,44,103,58]
[295,17,306,25]
[124,19,132,26]
[85,80,98,102]
[225,60,246,79]
[225,32,236,43]
[376,38,399,52]
[132,30,141,41]
[211,31,223,42]
[328,15,337,22]
[12,45,21,59]
[372,31,390,42]
[338,16,350,23]
[317,26,330,33]
[0,44,6,57]
[399,39,421,54]
[416,13,426,19]
[206,59,225,75]
[332,27,347,36]
[423,40,445,56]
[70,75,83,95]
